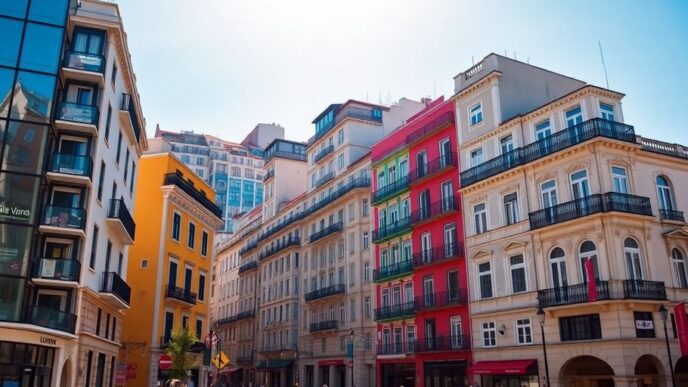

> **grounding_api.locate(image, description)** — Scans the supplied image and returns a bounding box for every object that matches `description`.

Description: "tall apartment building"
[0,1,146,386]
[121,143,222,387]
[155,123,284,233]
[371,97,470,387]
[455,53,688,386]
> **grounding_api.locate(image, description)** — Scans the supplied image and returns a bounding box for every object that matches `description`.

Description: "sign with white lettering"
[636,320,654,329]
[41,259,56,278]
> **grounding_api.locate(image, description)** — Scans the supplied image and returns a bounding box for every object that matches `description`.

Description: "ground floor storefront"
[299,358,375,387]
[256,359,293,387]
[377,355,469,387]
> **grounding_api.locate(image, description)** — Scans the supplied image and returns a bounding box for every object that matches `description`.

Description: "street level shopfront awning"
[256,360,293,370]
[469,359,538,375]
[219,367,241,375]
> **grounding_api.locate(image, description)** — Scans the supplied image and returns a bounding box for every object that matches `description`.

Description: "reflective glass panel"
[0,275,25,322]
[0,172,41,225]
[2,121,48,174]
[28,0,69,26]
[10,71,56,123]
[19,22,62,73]
[0,17,23,67]
[0,0,27,18]
[0,224,32,276]
[0,68,15,118]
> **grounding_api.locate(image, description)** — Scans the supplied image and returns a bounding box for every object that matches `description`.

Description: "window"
[198,273,206,301]
[516,318,532,345]
[510,254,526,293]
[363,261,371,282]
[559,314,602,341]
[362,199,369,217]
[97,161,105,202]
[90,225,99,269]
[182,155,191,164]
[549,247,568,288]
[470,103,483,126]
[600,102,615,121]
[188,222,196,249]
[482,322,496,347]
[535,119,551,140]
[349,263,355,287]
[364,297,371,318]
[634,311,655,338]
[500,135,514,154]
[362,232,369,250]
[172,213,181,241]
[123,149,130,184]
[673,249,688,289]
[111,62,117,86]
[196,319,203,339]
[337,154,344,169]
[565,105,583,128]
[474,203,487,234]
[656,175,675,211]
[503,192,519,225]
[104,105,112,141]
[478,262,493,299]
[96,308,102,335]
[116,132,122,165]
[130,162,136,194]
[579,241,599,282]
[470,148,484,167]
[350,298,356,321]
[612,166,628,194]
[624,238,643,280]
[338,129,344,144]
[201,231,209,256]
[85,351,93,387]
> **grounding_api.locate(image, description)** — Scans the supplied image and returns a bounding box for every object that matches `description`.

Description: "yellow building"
[122,139,223,387]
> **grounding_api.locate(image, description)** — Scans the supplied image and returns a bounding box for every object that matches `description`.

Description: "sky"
[117,0,688,145]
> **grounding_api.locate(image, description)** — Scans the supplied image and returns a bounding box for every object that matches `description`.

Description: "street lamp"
[659,304,677,387]
[536,308,551,387]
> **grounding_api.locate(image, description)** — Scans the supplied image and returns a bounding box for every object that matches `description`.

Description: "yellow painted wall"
[122,152,216,387]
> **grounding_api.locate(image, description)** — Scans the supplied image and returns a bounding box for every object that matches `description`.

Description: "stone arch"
[59,359,71,387]
[560,356,615,387]
[635,354,664,386]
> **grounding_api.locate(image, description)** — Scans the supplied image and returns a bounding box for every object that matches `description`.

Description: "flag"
[675,303,688,355]
[585,256,597,302]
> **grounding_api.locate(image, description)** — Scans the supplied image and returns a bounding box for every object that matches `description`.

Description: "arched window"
[579,241,600,282]
[624,238,643,280]
[549,247,568,288]
[673,248,688,289]
[656,175,675,211]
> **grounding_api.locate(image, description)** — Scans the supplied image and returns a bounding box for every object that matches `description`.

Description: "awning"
[318,359,344,367]
[256,359,293,370]
[470,359,538,375]
[219,367,242,374]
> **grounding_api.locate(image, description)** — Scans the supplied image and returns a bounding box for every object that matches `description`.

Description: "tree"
[167,327,197,383]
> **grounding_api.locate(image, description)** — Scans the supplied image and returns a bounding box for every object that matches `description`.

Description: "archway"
[560,356,615,387]
[59,359,71,387]
[634,355,663,387]
[675,356,688,387]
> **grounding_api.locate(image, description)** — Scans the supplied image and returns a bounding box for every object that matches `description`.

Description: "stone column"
[329,365,336,387]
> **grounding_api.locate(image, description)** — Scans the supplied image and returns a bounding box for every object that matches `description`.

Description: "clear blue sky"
[118,0,688,145]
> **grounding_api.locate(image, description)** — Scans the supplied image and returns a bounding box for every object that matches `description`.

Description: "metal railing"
[372,176,410,204]
[305,284,345,302]
[315,171,336,188]
[313,144,334,163]
[41,205,85,229]
[374,301,417,321]
[377,340,417,355]
[27,305,77,334]
[623,280,667,300]
[163,172,223,218]
[100,272,131,305]
[264,150,307,164]
[309,222,342,244]
[120,94,142,142]
[32,258,81,282]
[309,320,339,332]
[415,290,467,312]
[62,50,105,73]
[412,243,463,268]
[417,335,470,352]
[537,281,610,308]
[372,217,411,243]
[49,153,93,178]
[259,236,301,260]
[236,310,255,320]
[263,169,275,182]
[238,260,258,274]
[166,285,197,304]
[108,198,136,241]
[410,152,457,185]
[410,196,459,225]
[405,111,455,144]
[55,101,99,125]
[373,260,413,282]
[461,118,637,187]
[311,107,382,145]
[660,209,685,222]
[529,192,652,229]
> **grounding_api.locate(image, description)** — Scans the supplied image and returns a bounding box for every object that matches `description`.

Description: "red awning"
[470,359,537,375]
[318,359,345,367]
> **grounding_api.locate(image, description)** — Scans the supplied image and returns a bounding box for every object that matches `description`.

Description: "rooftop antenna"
[365,93,369,102]
[471,56,475,65]
[514,51,517,60]
[598,41,610,89]
[527,57,530,64]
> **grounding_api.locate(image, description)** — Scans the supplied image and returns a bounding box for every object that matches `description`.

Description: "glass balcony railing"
[41,205,86,229]
[49,153,93,178]
[32,258,81,282]
[62,50,105,74]
[55,101,99,125]
[27,305,77,334]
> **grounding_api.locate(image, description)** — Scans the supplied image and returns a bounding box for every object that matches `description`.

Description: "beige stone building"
[454,53,688,387]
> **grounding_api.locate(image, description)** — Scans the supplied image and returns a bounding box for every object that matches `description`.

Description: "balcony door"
[570,170,590,200]
[439,138,451,168]
[423,276,434,307]
[50,187,81,208]
[168,260,178,288]
[388,165,397,185]
[419,190,430,219]
[421,232,432,263]
[447,270,460,302]
[36,289,68,312]
[444,224,456,257]
[450,315,462,348]
[66,83,95,106]
[404,282,413,306]
[416,151,427,179]
[382,329,391,353]
[549,248,568,288]
[393,327,403,353]
[441,181,453,211]
[399,159,408,178]
[381,289,390,308]
[541,180,558,222]
[392,286,401,308]
[624,238,644,280]
[425,319,436,350]
[44,239,73,259]
[389,204,399,224]
[58,136,88,156]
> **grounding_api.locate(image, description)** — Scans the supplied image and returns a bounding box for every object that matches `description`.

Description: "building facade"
[121,147,222,387]
[455,54,688,386]
[0,1,146,386]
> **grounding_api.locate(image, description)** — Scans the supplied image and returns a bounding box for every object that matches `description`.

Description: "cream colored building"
[455,54,688,387]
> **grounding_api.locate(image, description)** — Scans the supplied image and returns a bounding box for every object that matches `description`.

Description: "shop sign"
[0,203,31,220]
[39,336,57,346]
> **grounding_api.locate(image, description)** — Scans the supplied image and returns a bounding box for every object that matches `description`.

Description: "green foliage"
[167,328,197,381]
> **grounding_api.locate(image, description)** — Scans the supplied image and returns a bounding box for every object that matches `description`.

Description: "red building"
[371,98,469,387]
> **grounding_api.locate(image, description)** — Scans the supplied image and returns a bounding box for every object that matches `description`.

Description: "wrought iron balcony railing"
[314,144,335,163]
[372,217,411,243]
[377,340,417,355]
[405,111,455,145]
[537,281,610,308]
[238,260,258,274]
[316,171,336,188]
[374,301,417,322]
[309,222,342,244]
[410,152,457,185]
[305,284,345,302]
[310,320,339,332]
[373,259,413,282]
[623,280,667,300]
[372,176,410,205]
[415,290,467,312]
[166,285,197,304]
[660,209,685,222]
[163,172,223,218]
[412,243,463,268]
[410,196,459,225]
[416,335,470,352]
[259,236,301,261]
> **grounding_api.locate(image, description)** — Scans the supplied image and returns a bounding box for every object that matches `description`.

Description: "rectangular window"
[97,161,105,202]
[111,62,117,86]
[196,319,203,339]
[90,225,99,269]
[600,102,615,121]
[364,297,371,318]
[85,351,93,387]
[516,318,533,345]
[510,254,527,293]
[350,298,356,321]
[470,103,483,126]
[634,311,655,338]
[363,261,371,282]
[199,273,206,301]
[470,147,484,167]
[338,129,344,144]
[188,222,196,249]
[111,317,116,341]
[482,322,496,347]
[611,166,628,194]
[338,154,344,170]
[503,192,519,225]
[129,162,136,194]
[500,135,514,154]
[104,105,112,141]
[362,199,369,217]
[172,213,181,241]
[474,203,487,234]
[479,262,493,299]
[363,232,369,250]
[96,308,102,336]
[123,149,130,183]
[201,231,209,256]
[559,314,602,341]
[565,105,583,128]
[116,132,122,165]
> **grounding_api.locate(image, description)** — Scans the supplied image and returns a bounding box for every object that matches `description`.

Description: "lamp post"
[659,304,677,387]
[536,308,551,387]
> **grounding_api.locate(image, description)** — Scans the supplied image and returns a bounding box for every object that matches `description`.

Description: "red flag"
[585,257,597,302]
[675,303,688,355]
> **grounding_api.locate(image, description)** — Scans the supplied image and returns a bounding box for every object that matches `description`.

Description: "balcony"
[107,198,136,244]
[372,217,411,243]
[46,153,93,185]
[372,176,410,205]
[623,280,667,300]
[216,315,238,325]
[263,169,275,182]
[373,259,413,283]
[238,260,258,274]
[163,172,223,218]
[460,118,637,187]
[237,310,255,320]
[374,301,417,322]
[309,222,342,244]
[240,240,260,255]
[61,50,105,85]
[32,258,80,287]
[303,178,370,218]
[39,205,86,238]
[54,101,99,135]
[26,305,77,335]
[119,94,142,143]
[377,340,417,355]
[166,285,197,305]
[409,152,457,185]
[537,281,610,308]
[660,209,685,223]
[529,192,652,230]
[417,335,470,352]
[405,111,455,145]
[309,320,339,333]
[259,236,301,261]
[100,272,131,309]
[259,343,298,354]
[315,171,336,188]
[313,144,335,164]
[639,137,688,159]
[412,243,463,268]
[311,107,383,145]
[305,284,345,302]
[415,290,467,312]
[410,196,459,226]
